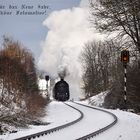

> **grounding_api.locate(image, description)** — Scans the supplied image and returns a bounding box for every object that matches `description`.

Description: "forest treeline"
[0,37,47,133]
[81,0,140,112]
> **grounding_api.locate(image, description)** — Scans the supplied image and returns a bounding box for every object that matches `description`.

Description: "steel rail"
[72,102,118,140]
[13,103,84,140]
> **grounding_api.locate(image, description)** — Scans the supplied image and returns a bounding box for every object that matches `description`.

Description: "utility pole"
[121,50,129,109]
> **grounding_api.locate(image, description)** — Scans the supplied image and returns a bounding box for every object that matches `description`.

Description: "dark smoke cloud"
[57,66,70,79]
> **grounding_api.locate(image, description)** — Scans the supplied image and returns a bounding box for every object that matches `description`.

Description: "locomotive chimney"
[60,78,64,81]
[58,68,67,80]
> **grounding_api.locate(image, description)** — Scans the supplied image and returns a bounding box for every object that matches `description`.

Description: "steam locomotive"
[53,78,70,101]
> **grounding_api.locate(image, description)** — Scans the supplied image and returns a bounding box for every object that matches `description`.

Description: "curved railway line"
[74,102,118,140]
[14,103,83,140]
[13,102,118,140]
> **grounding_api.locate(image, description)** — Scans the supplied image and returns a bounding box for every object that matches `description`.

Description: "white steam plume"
[38,0,104,99]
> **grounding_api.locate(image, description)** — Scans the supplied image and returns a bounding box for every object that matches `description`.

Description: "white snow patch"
[38,78,47,90]
[81,91,109,107]
[88,91,109,107]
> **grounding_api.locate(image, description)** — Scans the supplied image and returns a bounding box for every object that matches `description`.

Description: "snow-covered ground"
[36,101,114,140]
[78,102,140,140]
[1,100,140,140]
[83,91,109,107]
[93,109,140,140]
[0,101,79,140]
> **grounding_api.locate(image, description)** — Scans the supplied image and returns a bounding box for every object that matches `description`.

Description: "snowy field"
[78,102,140,140]
[0,101,140,140]
[93,109,140,140]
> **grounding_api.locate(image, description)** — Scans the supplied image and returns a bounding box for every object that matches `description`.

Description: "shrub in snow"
[0,37,48,134]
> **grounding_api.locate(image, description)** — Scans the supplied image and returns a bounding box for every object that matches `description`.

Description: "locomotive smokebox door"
[121,50,129,65]
[45,75,49,81]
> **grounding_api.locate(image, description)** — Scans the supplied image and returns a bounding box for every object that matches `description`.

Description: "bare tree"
[80,40,121,98]
[90,0,140,53]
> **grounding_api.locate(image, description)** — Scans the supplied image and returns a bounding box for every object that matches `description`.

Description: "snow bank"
[81,91,109,107]
[88,91,109,107]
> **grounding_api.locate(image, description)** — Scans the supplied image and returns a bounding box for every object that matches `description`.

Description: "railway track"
[13,102,118,140]
[13,103,84,140]
[74,102,118,140]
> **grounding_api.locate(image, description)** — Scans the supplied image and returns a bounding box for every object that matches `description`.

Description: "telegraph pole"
[121,50,129,109]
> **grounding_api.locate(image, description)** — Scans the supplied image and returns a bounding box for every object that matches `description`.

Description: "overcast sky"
[0,0,81,60]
